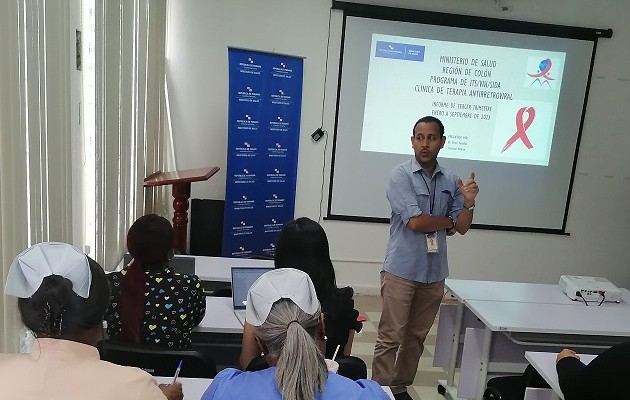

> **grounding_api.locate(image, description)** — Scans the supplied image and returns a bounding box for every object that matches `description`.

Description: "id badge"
[426,232,439,253]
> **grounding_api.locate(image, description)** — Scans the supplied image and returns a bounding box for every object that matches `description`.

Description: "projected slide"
[360,34,565,166]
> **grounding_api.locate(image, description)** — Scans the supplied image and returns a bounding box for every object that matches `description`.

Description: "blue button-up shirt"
[383,158,464,283]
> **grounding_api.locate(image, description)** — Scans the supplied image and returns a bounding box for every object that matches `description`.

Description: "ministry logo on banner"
[270,88,292,106]
[233,168,256,184]
[269,116,290,132]
[232,194,255,211]
[235,114,260,131]
[238,57,262,75]
[267,142,288,158]
[263,218,283,234]
[265,193,285,209]
[271,62,293,79]
[231,220,254,236]
[235,141,258,158]
[237,86,261,103]
[266,168,287,184]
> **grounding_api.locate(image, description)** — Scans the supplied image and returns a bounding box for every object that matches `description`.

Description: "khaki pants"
[372,271,444,394]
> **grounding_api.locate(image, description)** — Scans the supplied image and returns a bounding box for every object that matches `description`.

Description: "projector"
[560,275,622,303]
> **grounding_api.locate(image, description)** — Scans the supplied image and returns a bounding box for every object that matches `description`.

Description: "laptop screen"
[122,253,196,276]
[231,267,274,310]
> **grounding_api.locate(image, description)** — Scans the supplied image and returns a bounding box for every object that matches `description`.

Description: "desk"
[468,300,630,338]
[193,256,274,282]
[524,352,596,400]
[114,255,274,282]
[464,300,630,399]
[434,279,630,400]
[154,375,396,400]
[446,279,630,305]
[195,297,243,334]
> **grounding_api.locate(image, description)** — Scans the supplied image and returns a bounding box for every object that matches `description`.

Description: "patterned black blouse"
[105,266,206,348]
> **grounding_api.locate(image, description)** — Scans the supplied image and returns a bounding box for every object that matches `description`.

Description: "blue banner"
[222,48,303,258]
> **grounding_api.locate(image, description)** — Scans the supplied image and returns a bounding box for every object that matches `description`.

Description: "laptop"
[231,266,274,326]
[122,253,196,276]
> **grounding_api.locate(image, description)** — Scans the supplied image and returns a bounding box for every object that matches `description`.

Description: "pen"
[172,359,183,385]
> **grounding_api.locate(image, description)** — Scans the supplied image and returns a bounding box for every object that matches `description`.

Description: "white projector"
[560,275,622,303]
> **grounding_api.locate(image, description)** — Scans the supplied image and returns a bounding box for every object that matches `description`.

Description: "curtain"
[0,0,74,353]
[91,0,170,271]
[0,0,170,353]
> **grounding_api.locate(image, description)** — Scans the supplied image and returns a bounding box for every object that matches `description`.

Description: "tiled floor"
[353,295,449,400]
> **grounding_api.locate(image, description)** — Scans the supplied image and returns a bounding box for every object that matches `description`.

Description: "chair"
[336,356,368,380]
[98,340,217,378]
[482,365,550,400]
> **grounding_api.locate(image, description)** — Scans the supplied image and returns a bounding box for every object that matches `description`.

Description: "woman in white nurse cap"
[0,242,182,400]
[201,268,389,400]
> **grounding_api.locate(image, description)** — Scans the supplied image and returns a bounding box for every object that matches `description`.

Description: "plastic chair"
[98,340,217,378]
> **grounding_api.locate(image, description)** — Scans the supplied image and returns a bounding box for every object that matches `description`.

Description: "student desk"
[434,279,630,400]
[195,297,243,334]
[154,376,396,400]
[190,296,246,370]
[192,256,273,283]
[114,255,273,282]
[523,351,596,400]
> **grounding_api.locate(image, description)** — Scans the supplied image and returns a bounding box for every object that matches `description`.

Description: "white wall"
[166,0,630,294]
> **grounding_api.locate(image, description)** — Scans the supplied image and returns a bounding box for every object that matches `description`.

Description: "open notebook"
[231,266,273,326]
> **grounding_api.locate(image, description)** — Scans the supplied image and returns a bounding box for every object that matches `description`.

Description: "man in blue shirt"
[372,116,478,400]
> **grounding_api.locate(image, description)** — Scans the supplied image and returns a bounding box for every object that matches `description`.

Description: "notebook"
[122,253,196,276]
[231,266,274,326]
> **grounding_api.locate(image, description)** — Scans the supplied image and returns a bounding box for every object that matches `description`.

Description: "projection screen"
[326,2,611,233]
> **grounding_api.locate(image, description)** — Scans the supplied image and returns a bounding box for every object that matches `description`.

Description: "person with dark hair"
[0,242,182,400]
[203,268,388,400]
[239,217,362,370]
[105,214,205,347]
[372,116,479,400]
[555,343,628,399]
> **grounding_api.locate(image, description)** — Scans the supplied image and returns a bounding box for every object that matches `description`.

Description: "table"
[524,351,596,400]
[445,279,630,305]
[195,297,243,334]
[193,256,274,282]
[114,255,274,282]
[434,279,630,400]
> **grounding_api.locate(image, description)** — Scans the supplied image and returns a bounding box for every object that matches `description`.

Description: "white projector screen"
[327,3,611,233]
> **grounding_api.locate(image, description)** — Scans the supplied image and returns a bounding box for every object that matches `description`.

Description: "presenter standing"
[372,116,478,400]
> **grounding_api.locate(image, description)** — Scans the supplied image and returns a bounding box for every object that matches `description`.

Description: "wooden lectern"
[144,166,220,254]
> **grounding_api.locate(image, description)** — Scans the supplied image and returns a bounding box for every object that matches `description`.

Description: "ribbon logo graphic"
[501,107,535,153]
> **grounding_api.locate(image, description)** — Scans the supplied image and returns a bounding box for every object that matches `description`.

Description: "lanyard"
[420,172,437,215]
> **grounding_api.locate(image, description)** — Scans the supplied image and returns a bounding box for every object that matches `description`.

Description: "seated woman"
[0,242,182,400]
[555,342,629,400]
[239,217,362,370]
[105,214,205,347]
[203,268,388,400]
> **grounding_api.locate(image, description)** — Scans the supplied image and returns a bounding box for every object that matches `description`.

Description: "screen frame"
[325,1,612,235]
